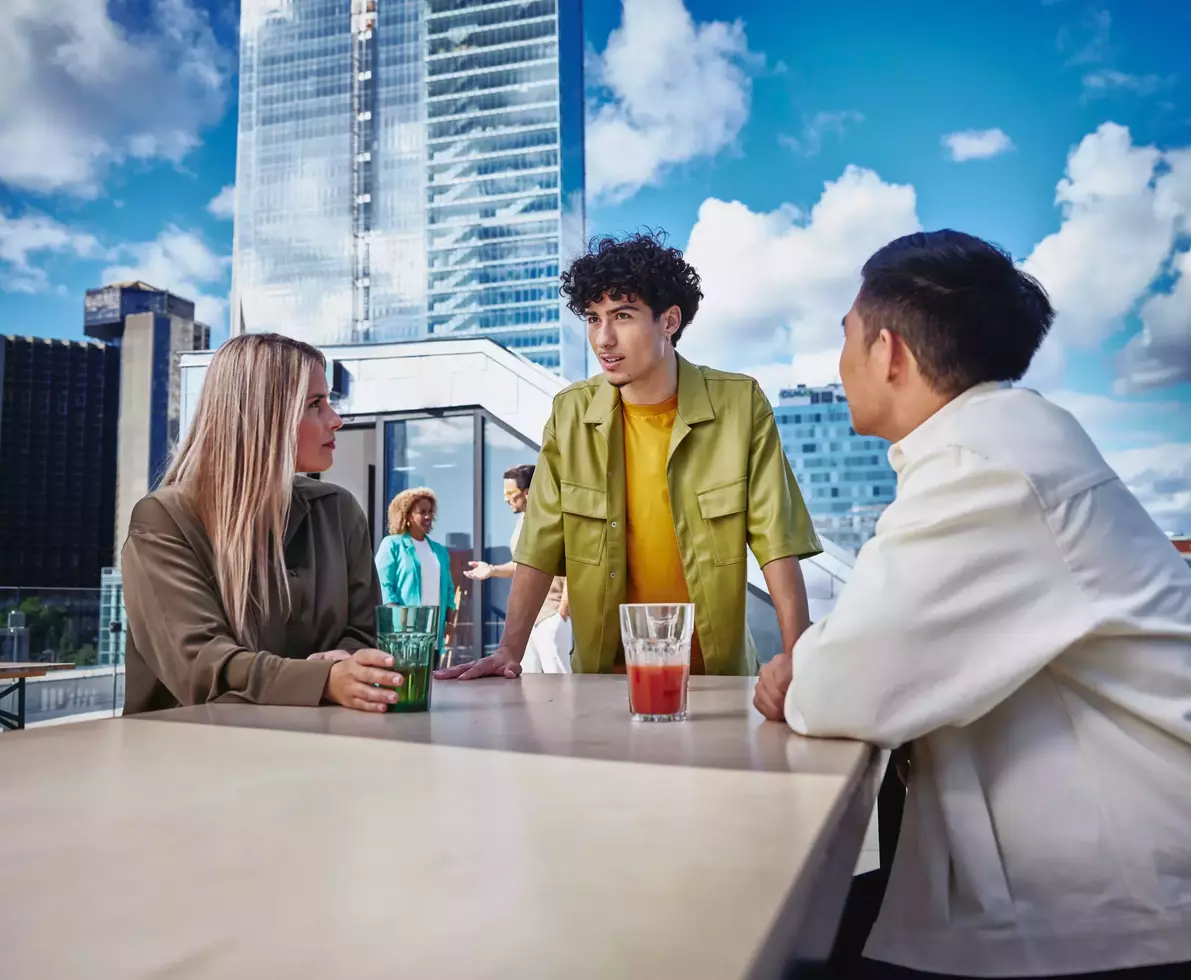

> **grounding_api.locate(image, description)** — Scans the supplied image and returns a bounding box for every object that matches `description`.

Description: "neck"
[881,386,960,444]
[408,528,426,541]
[620,348,679,406]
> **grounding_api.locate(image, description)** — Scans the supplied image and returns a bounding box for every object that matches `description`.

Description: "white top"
[786,383,1191,977]
[413,535,440,607]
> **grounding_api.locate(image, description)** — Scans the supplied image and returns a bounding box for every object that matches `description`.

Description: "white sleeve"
[785,446,1094,749]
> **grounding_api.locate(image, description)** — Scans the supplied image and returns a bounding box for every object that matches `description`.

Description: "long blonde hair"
[388,487,437,536]
[162,333,325,648]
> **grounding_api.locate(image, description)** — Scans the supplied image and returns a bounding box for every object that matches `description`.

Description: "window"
[801,443,817,453]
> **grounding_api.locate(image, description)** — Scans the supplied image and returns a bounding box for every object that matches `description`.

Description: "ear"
[883,329,917,386]
[662,305,682,341]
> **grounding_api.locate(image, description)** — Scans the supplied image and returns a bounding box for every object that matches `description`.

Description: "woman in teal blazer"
[375,487,456,647]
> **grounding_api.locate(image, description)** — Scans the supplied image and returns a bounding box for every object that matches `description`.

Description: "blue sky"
[0,0,1188,530]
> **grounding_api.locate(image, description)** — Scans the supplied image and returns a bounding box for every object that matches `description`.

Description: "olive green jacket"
[514,355,822,675]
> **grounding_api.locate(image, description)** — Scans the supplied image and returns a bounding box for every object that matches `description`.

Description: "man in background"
[464,465,570,672]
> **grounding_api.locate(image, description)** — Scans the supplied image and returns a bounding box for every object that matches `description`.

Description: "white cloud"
[681,165,921,379]
[779,111,864,157]
[942,128,1015,162]
[102,226,231,329]
[0,0,233,196]
[585,0,761,203]
[1020,123,1191,391]
[1104,443,1191,535]
[1043,389,1182,449]
[207,184,236,220]
[1081,69,1170,98]
[0,210,103,292]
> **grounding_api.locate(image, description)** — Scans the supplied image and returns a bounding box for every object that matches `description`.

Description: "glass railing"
[1,587,125,727]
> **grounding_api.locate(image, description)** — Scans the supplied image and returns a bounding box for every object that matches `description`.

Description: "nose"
[592,317,614,350]
[328,406,343,431]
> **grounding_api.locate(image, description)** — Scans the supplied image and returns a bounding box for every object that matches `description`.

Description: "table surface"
[0,661,76,679]
[1,675,876,980]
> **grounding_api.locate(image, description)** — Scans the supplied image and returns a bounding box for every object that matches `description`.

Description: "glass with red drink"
[619,603,694,722]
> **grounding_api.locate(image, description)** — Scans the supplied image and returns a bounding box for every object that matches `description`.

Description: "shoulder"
[689,362,772,419]
[926,388,1114,506]
[129,485,193,538]
[549,376,603,416]
[297,477,366,520]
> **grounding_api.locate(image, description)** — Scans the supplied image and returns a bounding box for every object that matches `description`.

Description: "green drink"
[375,605,439,713]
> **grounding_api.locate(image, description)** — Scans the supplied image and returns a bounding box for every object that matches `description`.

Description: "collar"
[582,354,715,425]
[293,475,338,501]
[887,381,1007,473]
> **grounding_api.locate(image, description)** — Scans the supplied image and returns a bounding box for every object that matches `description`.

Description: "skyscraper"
[233,0,587,379]
[0,336,120,588]
[774,383,898,555]
[84,281,210,557]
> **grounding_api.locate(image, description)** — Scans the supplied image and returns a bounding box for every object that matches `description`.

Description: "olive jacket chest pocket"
[696,478,748,566]
[560,481,608,565]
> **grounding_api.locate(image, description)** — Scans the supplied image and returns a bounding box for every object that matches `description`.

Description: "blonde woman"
[121,333,407,715]
[375,487,456,648]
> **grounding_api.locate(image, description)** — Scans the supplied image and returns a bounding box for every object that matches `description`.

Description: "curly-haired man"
[437,232,822,680]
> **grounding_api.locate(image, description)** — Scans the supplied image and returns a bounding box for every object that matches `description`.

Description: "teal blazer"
[375,533,456,645]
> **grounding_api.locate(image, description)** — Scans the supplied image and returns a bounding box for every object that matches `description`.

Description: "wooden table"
[0,675,879,979]
[0,662,76,730]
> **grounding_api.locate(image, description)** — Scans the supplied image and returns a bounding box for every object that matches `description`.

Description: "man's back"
[853,384,1191,975]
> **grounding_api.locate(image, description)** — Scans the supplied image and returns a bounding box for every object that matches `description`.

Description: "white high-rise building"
[232,0,588,380]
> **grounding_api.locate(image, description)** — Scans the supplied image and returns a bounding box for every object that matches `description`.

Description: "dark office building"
[0,336,120,588]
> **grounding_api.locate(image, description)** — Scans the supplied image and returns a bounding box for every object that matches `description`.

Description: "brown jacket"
[121,477,381,715]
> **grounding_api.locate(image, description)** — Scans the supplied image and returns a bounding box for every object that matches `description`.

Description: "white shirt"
[412,535,440,607]
[786,383,1191,977]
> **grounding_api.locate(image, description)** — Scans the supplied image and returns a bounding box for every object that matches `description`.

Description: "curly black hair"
[559,231,703,346]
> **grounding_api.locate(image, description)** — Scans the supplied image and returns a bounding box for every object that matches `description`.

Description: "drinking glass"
[375,605,439,712]
[619,603,694,722]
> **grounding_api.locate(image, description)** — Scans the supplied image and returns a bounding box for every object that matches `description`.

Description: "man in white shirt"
[465,464,571,672]
[755,230,1191,980]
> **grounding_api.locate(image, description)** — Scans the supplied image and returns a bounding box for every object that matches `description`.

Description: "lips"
[599,355,624,369]
[323,440,336,450]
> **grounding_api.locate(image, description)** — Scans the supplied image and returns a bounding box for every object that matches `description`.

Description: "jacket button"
[611,521,617,528]
[610,572,616,578]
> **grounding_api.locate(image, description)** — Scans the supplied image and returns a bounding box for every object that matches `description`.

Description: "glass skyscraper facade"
[234,0,587,380]
[774,384,898,555]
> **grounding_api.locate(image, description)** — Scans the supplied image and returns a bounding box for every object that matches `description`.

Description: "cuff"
[271,658,335,707]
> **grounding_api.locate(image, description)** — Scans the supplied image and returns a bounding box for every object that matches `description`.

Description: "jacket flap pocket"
[697,479,747,520]
[561,482,607,520]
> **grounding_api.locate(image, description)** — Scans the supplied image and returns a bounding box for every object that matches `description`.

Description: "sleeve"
[784,447,1095,749]
[375,536,401,605]
[337,500,382,652]
[513,413,566,577]
[747,383,823,566]
[120,500,332,707]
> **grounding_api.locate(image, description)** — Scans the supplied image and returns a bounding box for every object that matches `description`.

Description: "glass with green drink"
[375,605,439,712]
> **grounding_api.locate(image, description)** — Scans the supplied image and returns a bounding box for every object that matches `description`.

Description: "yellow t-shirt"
[621,395,704,673]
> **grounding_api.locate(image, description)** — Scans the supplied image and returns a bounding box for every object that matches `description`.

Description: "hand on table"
[753,652,792,722]
[321,649,407,712]
[464,561,493,580]
[434,646,522,681]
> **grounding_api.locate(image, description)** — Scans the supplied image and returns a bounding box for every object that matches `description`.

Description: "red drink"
[628,663,689,717]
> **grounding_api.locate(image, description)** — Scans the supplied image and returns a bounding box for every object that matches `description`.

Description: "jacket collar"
[582,354,715,426]
[887,381,1008,473]
[286,476,337,546]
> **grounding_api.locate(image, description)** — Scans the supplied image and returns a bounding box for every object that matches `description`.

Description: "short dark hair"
[857,230,1054,394]
[560,231,703,346]
[503,464,535,491]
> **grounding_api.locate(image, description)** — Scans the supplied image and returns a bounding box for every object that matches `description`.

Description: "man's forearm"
[498,563,555,660]
[494,561,516,579]
[761,556,811,657]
